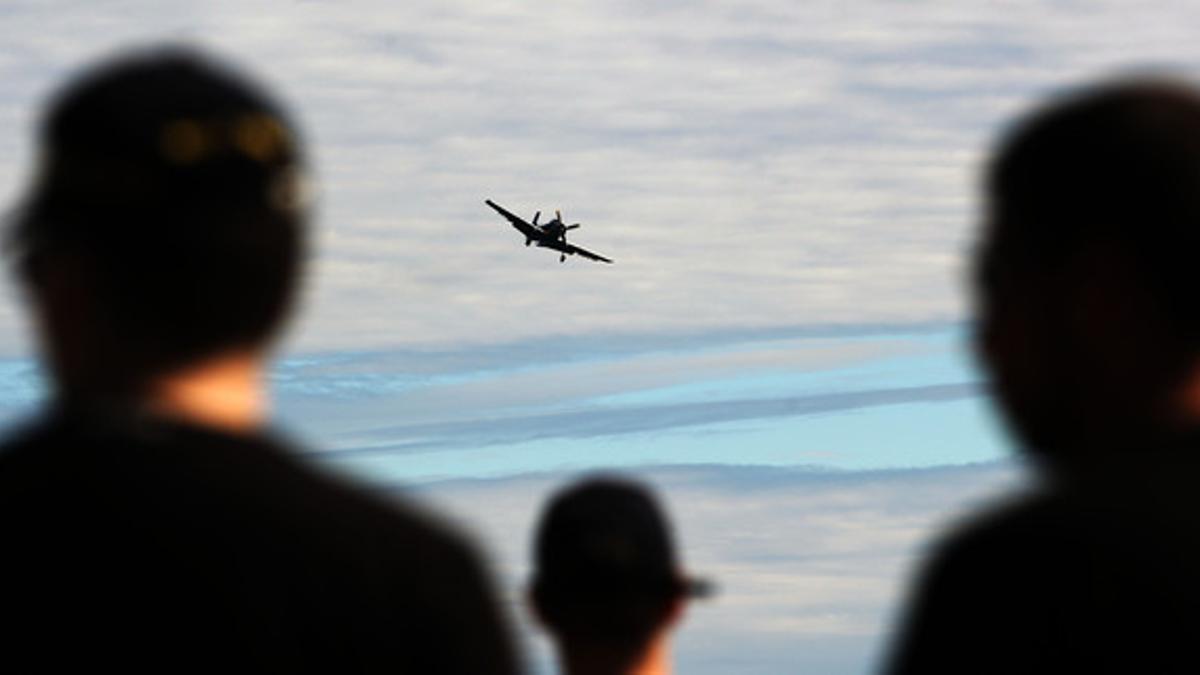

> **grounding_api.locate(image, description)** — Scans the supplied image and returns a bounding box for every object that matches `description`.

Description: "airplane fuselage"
[541,220,567,241]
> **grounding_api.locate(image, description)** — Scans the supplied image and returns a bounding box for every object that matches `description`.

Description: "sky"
[0,2,1198,673]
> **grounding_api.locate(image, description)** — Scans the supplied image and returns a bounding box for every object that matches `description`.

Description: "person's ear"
[525,583,548,630]
[26,250,100,368]
[663,594,687,629]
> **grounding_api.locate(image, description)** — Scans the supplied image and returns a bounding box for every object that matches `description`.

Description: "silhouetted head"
[9,47,308,396]
[978,77,1200,460]
[530,476,709,669]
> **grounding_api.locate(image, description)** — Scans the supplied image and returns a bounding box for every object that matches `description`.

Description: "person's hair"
[531,478,685,661]
[981,78,1200,345]
[9,46,308,376]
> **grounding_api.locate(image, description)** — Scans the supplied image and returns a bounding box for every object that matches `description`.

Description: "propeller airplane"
[486,199,614,264]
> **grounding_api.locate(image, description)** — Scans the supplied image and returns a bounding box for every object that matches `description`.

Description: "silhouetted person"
[529,476,710,675]
[886,79,1200,674]
[0,48,518,673]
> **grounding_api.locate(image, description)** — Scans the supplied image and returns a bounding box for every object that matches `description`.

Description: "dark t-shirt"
[887,448,1200,674]
[0,409,519,674]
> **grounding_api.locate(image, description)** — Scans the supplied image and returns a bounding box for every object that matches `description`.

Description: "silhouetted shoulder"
[0,412,519,674]
[888,469,1200,674]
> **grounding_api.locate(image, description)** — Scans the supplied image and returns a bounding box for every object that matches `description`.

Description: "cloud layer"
[321,382,978,457]
[263,324,1008,480]
[0,3,1199,352]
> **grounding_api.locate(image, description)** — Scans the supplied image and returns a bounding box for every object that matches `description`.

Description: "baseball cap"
[532,476,714,600]
[9,45,307,265]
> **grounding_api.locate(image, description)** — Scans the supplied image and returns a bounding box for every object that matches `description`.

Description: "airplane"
[486,199,614,264]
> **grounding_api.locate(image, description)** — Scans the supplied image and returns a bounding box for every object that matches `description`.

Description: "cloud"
[0,3,1197,354]
[0,324,1005,480]
[255,324,988,469]
[269,322,951,414]
[321,381,978,456]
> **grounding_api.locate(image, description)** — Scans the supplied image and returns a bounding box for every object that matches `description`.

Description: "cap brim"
[681,575,717,599]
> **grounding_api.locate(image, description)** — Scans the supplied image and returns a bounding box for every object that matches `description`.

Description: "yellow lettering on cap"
[160,119,209,165]
[234,114,286,162]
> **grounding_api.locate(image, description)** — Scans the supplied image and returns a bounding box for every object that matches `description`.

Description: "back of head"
[531,477,697,664]
[986,79,1200,313]
[979,78,1200,457]
[11,46,308,383]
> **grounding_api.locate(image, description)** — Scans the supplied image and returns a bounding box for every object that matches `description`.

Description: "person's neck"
[141,351,268,433]
[562,637,671,675]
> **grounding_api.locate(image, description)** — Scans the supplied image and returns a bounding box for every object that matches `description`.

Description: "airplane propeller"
[555,210,582,233]
[532,211,540,225]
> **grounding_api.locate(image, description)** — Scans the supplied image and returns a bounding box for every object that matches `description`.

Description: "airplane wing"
[485,199,542,240]
[566,244,613,264]
[543,238,614,264]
